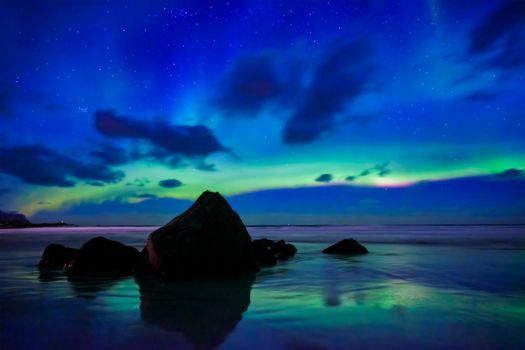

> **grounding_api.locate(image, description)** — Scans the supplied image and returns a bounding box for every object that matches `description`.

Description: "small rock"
[322,238,368,255]
[271,240,297,260]
[252,240,277,266]
[38,243,79,269]
[65,236,150,276]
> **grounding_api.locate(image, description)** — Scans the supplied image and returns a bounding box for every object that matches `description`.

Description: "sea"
[0,225,524,349]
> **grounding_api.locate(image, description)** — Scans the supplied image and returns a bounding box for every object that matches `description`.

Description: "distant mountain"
[0,210,31,228]
[0,210,73,229]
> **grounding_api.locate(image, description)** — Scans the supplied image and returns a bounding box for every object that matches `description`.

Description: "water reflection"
[136,274,255,348]
[67,276,126,300]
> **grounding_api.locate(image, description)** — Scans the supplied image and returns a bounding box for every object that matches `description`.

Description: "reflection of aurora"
[25,231,525,348]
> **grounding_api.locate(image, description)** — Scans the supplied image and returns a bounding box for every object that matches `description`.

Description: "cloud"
[494,168,523,179]
[347,162,391,181]
[159,178,183,188]
[126,178,150,187]
[90,143,132,166]
[464,90,499,102]
[215,54,284,116]
[282,39,374,144]
[468,1,525,70]
[94,109,226,158]
[315,173,333,183]
[135,193,157,199]
[469,1,525,54]
[0,145,124,187]
[87,181,105,187]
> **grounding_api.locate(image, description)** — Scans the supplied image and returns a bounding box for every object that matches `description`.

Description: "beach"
[1,225,524,349]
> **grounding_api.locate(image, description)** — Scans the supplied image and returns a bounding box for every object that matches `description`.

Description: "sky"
[0,0,524,225]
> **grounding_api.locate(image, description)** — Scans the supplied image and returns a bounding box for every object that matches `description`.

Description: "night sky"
[1,0,524,224]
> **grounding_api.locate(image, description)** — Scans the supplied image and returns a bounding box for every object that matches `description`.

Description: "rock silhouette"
[144,190,259,278]
[252,239,297,266]
[0,210,31,228]
[322,238,368,255]
[137,274,255,348]
[65,236,150,276]
[38,244,79,270]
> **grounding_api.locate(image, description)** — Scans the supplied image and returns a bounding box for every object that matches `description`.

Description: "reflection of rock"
[252,239,297,266]
[144,190,259,277]
[322,238,368,255]
[38,244,79,270]
[137,274,255,348]
[67,276,124,300]
[65,236,150,276]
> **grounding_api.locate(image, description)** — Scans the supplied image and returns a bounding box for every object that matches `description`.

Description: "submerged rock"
[144,190,259,278]
[38,243,79,269]
[322,238,368,255]
[252,238,297,266]
[65,236,150,276]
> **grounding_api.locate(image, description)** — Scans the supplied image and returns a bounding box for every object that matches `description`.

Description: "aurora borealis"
[0,0,524,224]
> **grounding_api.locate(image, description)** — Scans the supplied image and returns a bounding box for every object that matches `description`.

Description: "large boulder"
[65,236,150,276]
[144,190,259,278]
[322,238,368,255]
[38,243,79,269]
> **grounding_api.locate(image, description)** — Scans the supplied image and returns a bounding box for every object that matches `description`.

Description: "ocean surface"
[0,225,524,349]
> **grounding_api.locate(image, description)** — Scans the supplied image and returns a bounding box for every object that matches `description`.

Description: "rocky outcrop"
[38,243,79,269]
[65,236,150,276]
[0,210,31,228]
[322,238,368,255]
[252,239,297,266]
[144,191,259,278]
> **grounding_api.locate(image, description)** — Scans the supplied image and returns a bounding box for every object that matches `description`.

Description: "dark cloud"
[136,193,157,199]
[87,181,105,187]
[469,1,525,54]
[215,55,284,116]
[282,39,374,144]
[0,187,11,195]
[126,178,150,187]
[468,1,525,70]
[374,162,391,177]
[37,201,51,205]
[315,174,333,183]
[90,143,132,166]
[464,90,499,102]
[159,178,183,188]
[94,110,226,158]
[0,145,124,187]
[195,161,217,172]
[348,162,391,180]
[494,168,523,179]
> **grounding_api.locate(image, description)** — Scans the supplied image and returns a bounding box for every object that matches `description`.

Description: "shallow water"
[1,225,524,349]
